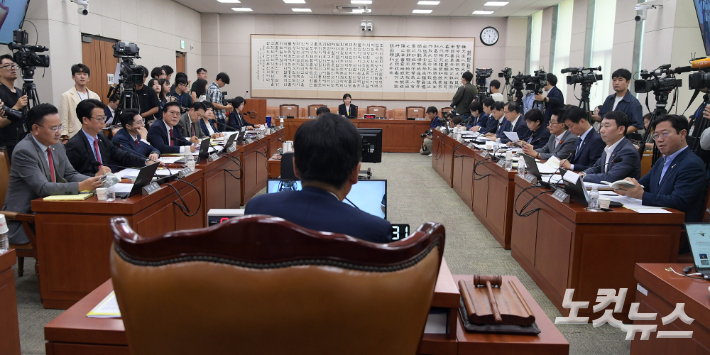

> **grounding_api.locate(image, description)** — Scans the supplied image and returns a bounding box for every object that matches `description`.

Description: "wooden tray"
[459,276,535,326]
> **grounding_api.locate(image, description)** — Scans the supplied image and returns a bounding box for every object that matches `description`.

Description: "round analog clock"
[480,26,499,46]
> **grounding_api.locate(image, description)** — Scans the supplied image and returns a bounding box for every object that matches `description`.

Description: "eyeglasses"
[548,121,561,126]
[92,115,106,122]
[38,124,63,133]
[0,64,19,70]
[132,119,145,125]
[652,131,674,140]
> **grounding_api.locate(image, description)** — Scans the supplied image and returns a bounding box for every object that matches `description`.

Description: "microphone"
[215,120,238,132]
[692,58,710,69]
[583,156,623,174]
[171,136,194,145]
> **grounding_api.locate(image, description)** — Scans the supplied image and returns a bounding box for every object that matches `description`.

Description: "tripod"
[15,66,41,135]
[112,84,141,120]
[639,91,669,164]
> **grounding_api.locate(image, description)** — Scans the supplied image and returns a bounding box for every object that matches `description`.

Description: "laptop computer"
[198,139,211,160]
[115,163,161,199]
[223,132,238,148]
[685,223,710,279]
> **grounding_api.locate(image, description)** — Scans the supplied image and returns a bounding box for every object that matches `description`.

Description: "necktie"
[575,137,583,154]
[135,138,140,147]
[46,147,56,183]
[191,124,195,137]
[94,138,103,165]
[169,129,174,146]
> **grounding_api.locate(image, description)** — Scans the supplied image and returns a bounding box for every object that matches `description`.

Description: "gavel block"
[458,275,535,326]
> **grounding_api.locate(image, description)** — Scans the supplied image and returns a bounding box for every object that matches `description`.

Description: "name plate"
[552,188,570,203]
[522,173,537,184]
[178,167,193,178]
[480,150,489,159]
[226,145,236,154]
[497,160,506,167]
[142,182,161,195]
[208,153,220,162]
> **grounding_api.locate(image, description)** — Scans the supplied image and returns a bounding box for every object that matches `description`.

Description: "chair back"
[266,106,280,118]
[392,108,406,120]
[367,106,387,117]
[308,104,326,117]
[110,216,445,355]
[280,152,297,180]
[280,104,299,118]
[0,148,9,207]
[406,106,426,119]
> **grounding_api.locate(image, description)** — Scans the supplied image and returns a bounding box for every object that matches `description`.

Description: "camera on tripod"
[475,68,493,87]
[8,30,49,71]
[113,42,144,86]
[524,70,547,94]
[634,64,682,94]
[498,67,512,80]
[562,66,602,86]
[688,69,710,91]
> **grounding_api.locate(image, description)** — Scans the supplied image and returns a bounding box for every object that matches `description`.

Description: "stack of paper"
[44,193,93,201]
[86,291,122,318]
[605,194,671,214]
[158,156,184,164]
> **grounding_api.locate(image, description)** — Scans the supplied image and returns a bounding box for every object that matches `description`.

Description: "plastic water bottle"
[186,153,196,170]
[0,214,8,253]
[518,158,526,176]
[588,186,600,211]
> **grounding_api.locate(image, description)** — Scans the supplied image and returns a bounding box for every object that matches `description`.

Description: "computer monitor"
[0,1,31,45]
[694,0,710,56]
[686,223,710,272]
[358,128,382,163]
[267,179,387,219]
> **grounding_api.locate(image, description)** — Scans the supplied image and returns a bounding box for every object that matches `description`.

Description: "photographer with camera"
[591,68,643,134]
[0,54,27,162]
[490,80,504,102]
[450,71,476,116]
[420,106,444,155]
[59,64,101,140]
[168,77,193,112]
[207,72,233,127]
[534,73,564,127]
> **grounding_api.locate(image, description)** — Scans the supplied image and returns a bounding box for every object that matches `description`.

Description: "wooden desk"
[451,144,476,211]
[240,139,269,205]
[432,131,455,188]
[267,154,282,179]
[631,263,710,354]
[471,152,516,249]
[421,258,460,355]
[243,99,267,125]
[454,275,569,355]
[0,250,20,355]
[199,148,243,220]
[31,170,205,309]
[510,175,685,320]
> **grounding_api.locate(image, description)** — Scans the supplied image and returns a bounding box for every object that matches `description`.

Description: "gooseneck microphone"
[582,156,623,174]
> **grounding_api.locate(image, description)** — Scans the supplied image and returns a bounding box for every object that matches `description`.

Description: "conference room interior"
[0,0,708,354]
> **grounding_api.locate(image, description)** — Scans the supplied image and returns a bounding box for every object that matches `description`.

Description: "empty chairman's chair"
[110,215,445,355]
[279,104,299,118]
[406,106,426,120]
[308,104,326,117]
[367,105,387,118]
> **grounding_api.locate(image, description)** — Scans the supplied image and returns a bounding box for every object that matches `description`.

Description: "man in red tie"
[111,109,160,161]
[147,102,198,154]
[65,99,152,175]
[2,104,102,244]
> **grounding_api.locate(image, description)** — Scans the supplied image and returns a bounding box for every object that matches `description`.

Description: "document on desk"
[113,183,134,194]
[536,163,557,174]
[606,194,669,212]
[158,156,184,164]
[503,132,519,142]
[87,291,121,318]
[115,168,173,179]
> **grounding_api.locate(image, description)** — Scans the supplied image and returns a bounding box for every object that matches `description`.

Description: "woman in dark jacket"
[338,93,357,118]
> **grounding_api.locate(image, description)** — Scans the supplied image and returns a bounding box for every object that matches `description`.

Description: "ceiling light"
[231,7,253,11]
[352,8,371,13]
[417,1,439,4]
[472,10,494,14]
[351,0,372,4]
[283,0,305,3]
[292,7,312,12]
[412,9,432,13]
[218,0,241,3]
[484,1,508,6]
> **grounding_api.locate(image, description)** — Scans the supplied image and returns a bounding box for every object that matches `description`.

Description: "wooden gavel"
[473,274,503,323]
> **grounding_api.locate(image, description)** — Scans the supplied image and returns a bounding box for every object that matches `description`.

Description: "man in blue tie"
[615,114,707,222]
[559,107,605,171]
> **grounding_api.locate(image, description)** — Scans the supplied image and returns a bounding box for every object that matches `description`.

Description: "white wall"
[504,17,528,75]
[201,14,511,109]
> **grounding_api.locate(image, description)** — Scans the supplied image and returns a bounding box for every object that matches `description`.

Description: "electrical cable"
[172,177,202,217]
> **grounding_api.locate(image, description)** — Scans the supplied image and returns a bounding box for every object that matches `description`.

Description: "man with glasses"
[147,102,198,154]
[497,102,531,143]
[522,108,577,160]
[0,54,28,162]
[59,64,101,140]
[2,104,102,244]
[178,102,208,139]
[615,114,707,223]
[112,109,159,160]
[66,99,150,175]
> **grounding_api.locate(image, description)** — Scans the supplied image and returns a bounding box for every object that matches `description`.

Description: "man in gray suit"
[178,102,207,140]
[2,104,102,244]
[450,71,477,116]
[583,111,641,184]
[521,108,577,160]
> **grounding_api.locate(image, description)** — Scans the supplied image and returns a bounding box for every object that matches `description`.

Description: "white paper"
[113,183,134,193]
[114,168,141,179]
[630,208,671,214]
[503,131,519,142]
[545,156,561,169]
[158,156,183,164]
[584,182,611,190]
[563,170,580,184]
[537,162,558,174]
[87,291,121,318]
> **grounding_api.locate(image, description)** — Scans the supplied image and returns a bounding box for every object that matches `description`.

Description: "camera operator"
[534,73,564,127]
[490,80,504,102]
[450,71,476,116]
[420,106,444,155]
[0,54,27,162]
[134,66,161,123]
[591,68,643,134]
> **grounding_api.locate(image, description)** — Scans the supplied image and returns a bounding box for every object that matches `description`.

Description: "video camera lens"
[2,105,22,121]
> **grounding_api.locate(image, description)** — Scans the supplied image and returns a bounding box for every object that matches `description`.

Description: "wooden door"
[176,52,186,74]
[81,35,118,104]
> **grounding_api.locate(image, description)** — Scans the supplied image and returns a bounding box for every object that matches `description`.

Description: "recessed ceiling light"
[484,1,508,6]
[417,1,440,5]
[472,10,494,14]
[412,9,432,13]
[351,0,372,4]
[292,7,312,12]
[218,0,241,3]
[231,7,253,11]
[283,0,305,3]
[351,8,371,13]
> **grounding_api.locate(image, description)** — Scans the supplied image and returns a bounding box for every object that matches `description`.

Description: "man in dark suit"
[112,109,160,161]
[616,114,707,222]
[147,102,198,154]
[104,94,119,125]
[497,102,531,143]
[475,98,499,134]
[245,113,392,243]
[3,104,102,244]
[483,101,507,138]
[450,71,477,116]
[65,99,149,175]
[582,111,641,183]
[560,107,605,171]
[591,68,644,133]
[534,73,564,127]
[338,93,357,118]
[522,108,577,160]
[518,108,550,149]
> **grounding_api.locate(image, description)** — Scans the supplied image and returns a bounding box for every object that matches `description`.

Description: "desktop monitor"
[357,128,382,163]
[0,0,30,45]
[686,223,710,272]
[267,179,387,219]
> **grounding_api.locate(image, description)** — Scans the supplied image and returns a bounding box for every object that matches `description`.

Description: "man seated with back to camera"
[581,111,641,184]
[420,106,444,155]
[316,106,330,116]
[559,106,605,171]
[512,108,549,149]
[591,68,644,134]
[522,108,577,160]
[245,113,392,243]
[615,114,707,223]
[112,109,160,161]
[65,99,151,175]
[489,79,504,102]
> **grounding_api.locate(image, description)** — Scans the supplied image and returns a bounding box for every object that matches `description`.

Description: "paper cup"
[599,197,611,209]
[96,188,107,201]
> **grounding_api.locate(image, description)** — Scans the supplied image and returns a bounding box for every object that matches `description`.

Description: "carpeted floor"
[12,152,629,354]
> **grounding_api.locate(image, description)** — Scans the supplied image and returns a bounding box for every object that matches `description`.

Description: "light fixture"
[352,8,371,13]
[366,21,373,31]
[472,10,494,14]
[483,1,508,6]
[231,7,253,11]
[217,0,241,3]
[351,0,372,4]
[412,9,432,13]
[292,7,312,12]
[417,1,440,5]
[283,0,305,3]
[361,20,373,31]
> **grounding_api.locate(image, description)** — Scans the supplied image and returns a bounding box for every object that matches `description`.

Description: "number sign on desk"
[251,35,475,100]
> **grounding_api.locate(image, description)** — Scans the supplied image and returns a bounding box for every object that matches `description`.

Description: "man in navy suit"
[591,68,644,134]
[483,101,508,139]
[147,102,198,154]
[616,114,707,222]
[475,98,499,134]
[245,113,392,243]
[104,94,119,125]
[534,73,564,127]
[582,111,641,183]
[497,102,531,143]
[517,108,550,150]
[464,101,488,130]
[560,107,605,171]
[112,109,160,161]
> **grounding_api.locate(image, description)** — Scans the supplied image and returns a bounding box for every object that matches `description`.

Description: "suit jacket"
[200,119,220,136]
[227,111,254,130]
[583,138,641,184]
[178,111,207,140]
[638,147,707,222]
[497,116,531,143]
[466,113,489,129]
[451,83,477,115]
[104,106,115,125]
[480,116,500,134]
[58,87,101,138]
[147,119,191,154]
[245,186,392,244]
[494,118,512,140]
[570,128,605,171]
[3,135,90,243]
[66,130,146,174]
[536,130,577,160]
[111,128,159,159]
[338,104,358,118]
[526,127,551,150]
[544,86,564,126]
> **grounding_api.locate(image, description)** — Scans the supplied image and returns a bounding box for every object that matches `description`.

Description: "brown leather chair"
[391,108,406,120]
[0,148,37,277]
[308,104,326,117]
[110,215,445,355]
[280,104,299,118]
[367,106,387,117]
[406,106,426,119]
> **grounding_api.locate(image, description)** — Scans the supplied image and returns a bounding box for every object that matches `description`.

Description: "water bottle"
[186,153,196,170]
[588,186,600,211]
[266,116,272,128]
[279,117,284,128]
[0,214,8,254]
[518,158,526,176]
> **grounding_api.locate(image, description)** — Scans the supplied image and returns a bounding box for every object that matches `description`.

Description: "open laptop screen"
[686,223,710,270]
